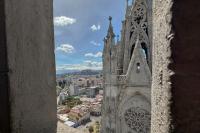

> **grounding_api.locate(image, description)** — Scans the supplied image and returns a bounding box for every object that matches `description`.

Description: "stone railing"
[117,75,127,84]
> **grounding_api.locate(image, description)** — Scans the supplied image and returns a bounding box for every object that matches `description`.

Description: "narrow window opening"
[136,62,141,73]
[130,44,135,59]
[141,42,148,60]
[130,31,133,39]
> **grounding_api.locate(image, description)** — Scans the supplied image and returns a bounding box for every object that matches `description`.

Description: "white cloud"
[90,24,101,31]
[56,44,75,53]
[90,41,101,46]
[54,16,76,26]
[85,52,102,58]
[56,61,102,71]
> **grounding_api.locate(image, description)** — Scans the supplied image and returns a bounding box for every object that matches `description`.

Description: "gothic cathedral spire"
[126,0,129,8]
[107,16,115,39]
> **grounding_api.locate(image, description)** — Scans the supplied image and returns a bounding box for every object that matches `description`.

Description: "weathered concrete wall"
[2,0,57,132]
[151,1,172,132]
[152,0,200,132]
[0,0,10,132]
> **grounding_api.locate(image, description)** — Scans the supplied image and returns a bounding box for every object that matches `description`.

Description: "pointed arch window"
[141,42,148,60]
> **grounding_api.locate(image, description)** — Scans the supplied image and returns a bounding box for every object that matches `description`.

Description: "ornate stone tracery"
[132,2,147,24]
[129,0,150,65]
[133,3,146,24]
[124,107,150,133]
[117,75,127,84]
[139,30,148,44]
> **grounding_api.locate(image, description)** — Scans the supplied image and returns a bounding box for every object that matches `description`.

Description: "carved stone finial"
[109,16,112,22]
[103,37,107,43]
[107,16,115,38]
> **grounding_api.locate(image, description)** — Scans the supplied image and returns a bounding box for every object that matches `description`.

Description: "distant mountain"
[56,69,102,77]
[76,69,102,75]
[56,69,80,75]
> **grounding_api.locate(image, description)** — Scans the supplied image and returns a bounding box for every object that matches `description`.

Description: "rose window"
[124,107,150,133]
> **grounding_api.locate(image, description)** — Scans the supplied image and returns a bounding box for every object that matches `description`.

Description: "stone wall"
[0,0,57,132]
[0,0,10,132]
[152,0,200,132]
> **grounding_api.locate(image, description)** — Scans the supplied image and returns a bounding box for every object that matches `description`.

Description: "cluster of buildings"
[56,74,103,105]
[57,75,103,97]
[56,74,103,130]
[57,94,103,129]
[69,76,103,97]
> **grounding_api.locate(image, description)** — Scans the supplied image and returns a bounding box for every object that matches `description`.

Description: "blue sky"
[54,0,126,74]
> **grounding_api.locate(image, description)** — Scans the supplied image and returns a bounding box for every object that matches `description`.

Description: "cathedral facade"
[101,0,152,133]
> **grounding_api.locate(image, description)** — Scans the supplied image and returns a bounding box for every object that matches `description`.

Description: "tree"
[88,126,94,133]
[95,121,100,133]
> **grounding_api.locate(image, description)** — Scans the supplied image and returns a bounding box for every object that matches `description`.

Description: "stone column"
[152,0,200,132]
[0,0,57,133]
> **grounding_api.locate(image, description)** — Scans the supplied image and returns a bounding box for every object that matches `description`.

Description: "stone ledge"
[57,121,82,133]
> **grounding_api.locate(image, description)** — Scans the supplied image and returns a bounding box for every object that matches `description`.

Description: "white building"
[69,84,80,96]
